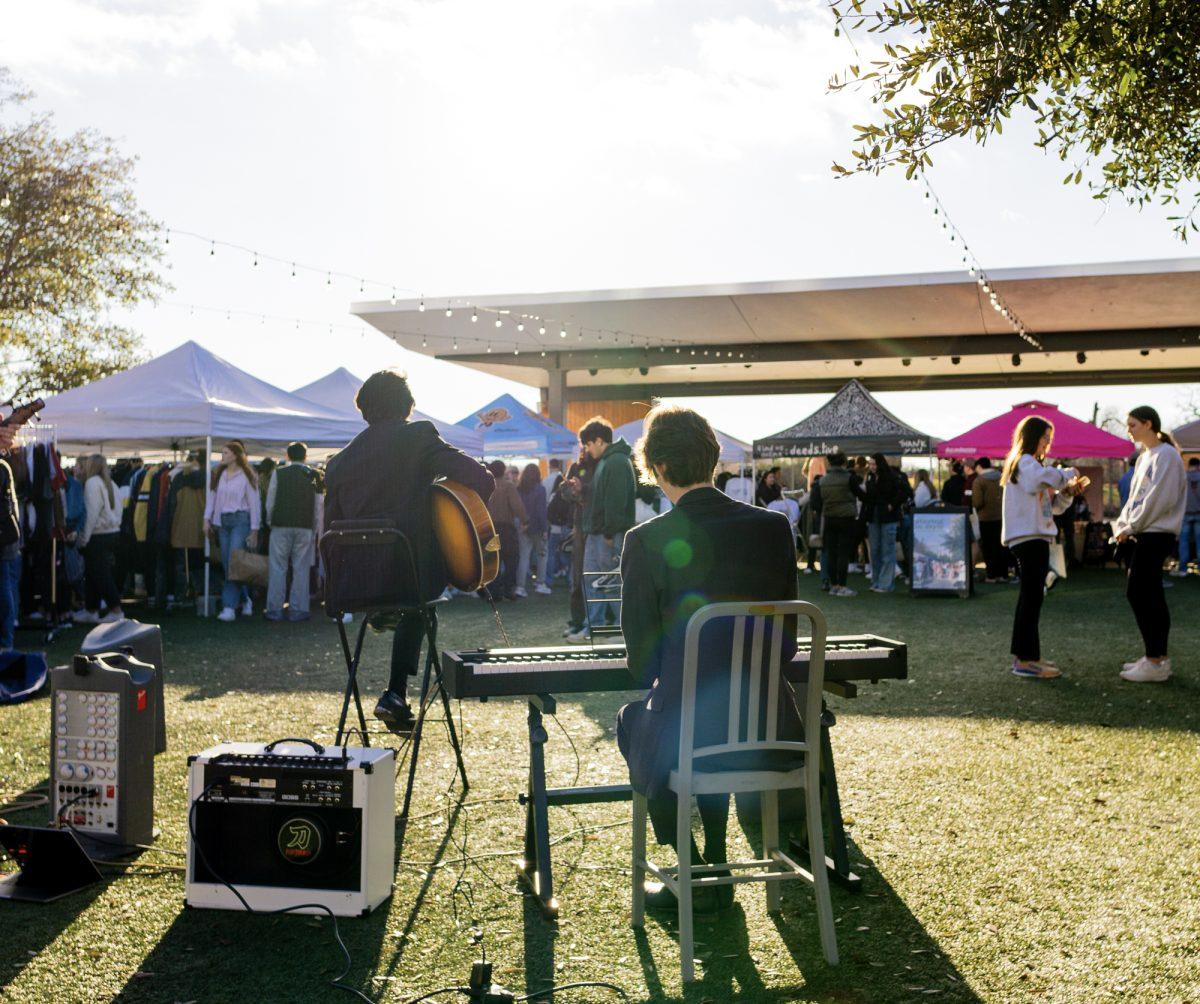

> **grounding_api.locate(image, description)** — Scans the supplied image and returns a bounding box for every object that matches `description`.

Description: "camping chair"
[631,600,838,982]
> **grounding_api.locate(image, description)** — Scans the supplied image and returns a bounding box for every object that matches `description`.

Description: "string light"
[445,308,453,317]
[471,308,478,323]
[919,171,1041,351]
[539,324,546,335]
[494,317,502,328]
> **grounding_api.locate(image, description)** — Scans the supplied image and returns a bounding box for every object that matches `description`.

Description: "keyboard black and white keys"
[441,634,906,700]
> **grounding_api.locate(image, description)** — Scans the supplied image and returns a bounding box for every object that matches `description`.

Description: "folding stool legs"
[631,791,647,928]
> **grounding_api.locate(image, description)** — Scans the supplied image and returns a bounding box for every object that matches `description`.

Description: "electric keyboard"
[441,634,906,700]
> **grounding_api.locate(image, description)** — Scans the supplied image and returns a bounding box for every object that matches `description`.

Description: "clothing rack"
[10,424,73,644]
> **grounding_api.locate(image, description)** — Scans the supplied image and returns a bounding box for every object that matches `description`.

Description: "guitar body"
[431,480,500,592]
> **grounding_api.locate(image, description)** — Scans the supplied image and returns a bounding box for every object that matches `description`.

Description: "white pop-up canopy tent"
[40,341,370,615]
[41,341,366,455]
[293,367,485,456]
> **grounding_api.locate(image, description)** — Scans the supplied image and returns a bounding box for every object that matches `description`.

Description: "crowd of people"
[0,370,1190,696]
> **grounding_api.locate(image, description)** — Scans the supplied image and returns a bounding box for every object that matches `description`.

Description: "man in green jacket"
[569,417,636,643]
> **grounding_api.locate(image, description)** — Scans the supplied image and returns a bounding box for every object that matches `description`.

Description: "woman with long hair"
[515,462,550,597]
[74,454,125,624]
[1000,417,1081,679]
[755,467,783,507]
[864,453,904,592]
[203,441,260,622]
[1113,406,1186,683]
[912,469,935,508]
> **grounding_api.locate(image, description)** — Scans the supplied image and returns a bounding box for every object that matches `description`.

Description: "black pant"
[153,543,176,606]
[979,520,1008,579]
[388,606,438,694]
[569,527,587,628]
[823,516,857,587]
[1010,539,1049,661]
[84,533,123,612]
[1127,532,1173,658]
[494,522,518,597]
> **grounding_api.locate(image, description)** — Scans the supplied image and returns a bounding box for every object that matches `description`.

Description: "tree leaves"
[0,68,165,397]
[825,1,1200,239]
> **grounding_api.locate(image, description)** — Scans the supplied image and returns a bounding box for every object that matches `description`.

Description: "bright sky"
[3,0,1196,444]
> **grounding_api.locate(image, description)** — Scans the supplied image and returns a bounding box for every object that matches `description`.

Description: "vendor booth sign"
[911,506,973,598]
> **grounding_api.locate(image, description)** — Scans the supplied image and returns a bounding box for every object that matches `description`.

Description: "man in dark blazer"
[617,405,801,913]
[325,369,494,733]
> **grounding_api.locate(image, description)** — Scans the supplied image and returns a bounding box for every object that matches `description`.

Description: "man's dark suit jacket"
[325,418,494,602]
[617,486,801,799]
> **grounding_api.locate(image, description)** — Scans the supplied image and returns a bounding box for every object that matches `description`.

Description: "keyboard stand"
[790,699,862,891]
[516,692,862,918]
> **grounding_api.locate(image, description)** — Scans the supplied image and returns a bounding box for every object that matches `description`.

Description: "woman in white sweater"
[1000,417,1081,679]
[1113,406,1186,683]
[75,454,124,624]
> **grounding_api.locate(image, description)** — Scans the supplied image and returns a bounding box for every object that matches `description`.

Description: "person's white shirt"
[913,481,934,508]
[1113,442,1186,538]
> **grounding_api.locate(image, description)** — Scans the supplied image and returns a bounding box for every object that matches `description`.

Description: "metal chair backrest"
[319,520,423,616]
[676,601,827,791]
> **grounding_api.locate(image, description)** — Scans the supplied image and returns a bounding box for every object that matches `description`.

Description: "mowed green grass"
[0,569,1197,1003]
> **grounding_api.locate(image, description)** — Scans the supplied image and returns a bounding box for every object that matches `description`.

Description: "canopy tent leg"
[203,435,211,617]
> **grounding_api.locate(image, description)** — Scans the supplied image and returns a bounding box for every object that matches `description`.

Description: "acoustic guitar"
[0,398,46,440]
[431,479,500,592]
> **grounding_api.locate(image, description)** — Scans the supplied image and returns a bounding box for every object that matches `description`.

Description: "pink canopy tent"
[938,401,1132,459]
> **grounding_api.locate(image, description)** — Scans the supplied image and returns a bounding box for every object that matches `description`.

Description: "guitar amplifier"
[185,741,395,917]
[50,654,157,854]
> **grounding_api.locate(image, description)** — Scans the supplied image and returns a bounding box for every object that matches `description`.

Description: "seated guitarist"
[617,405,801,914]
[325,370,494,734]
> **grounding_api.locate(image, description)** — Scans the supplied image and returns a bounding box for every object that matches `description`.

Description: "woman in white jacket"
[1000,417,1081,679]
[1113,406,1186,683]
[75,454,125,624]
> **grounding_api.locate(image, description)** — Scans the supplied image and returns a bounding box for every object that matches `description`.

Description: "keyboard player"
[617,405,802,914]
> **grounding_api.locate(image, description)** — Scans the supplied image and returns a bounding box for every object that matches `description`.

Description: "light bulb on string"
[327,272,332,286]
[418,299,425,312]
[494,318,502,328]
[452,338,458,350]
[445,308,453,317]
[291,263,297,280]
[486,343,492,353]
[422,336,427,348]
[560,327,567,339]
[539,325,546,335]
[210,241,216,257]
[517,322,524,331]
[253,252,259,267]
[471,308,478,323]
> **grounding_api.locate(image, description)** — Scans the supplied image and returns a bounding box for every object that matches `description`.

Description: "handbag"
[1047,541,1068,581]
[228,548,269,588]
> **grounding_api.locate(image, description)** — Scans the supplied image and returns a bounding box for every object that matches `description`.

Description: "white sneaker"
[535,584,552,595]
[832,586,857,597]
[341,612,353,623]
[512,587,528,598]
[100,610,125,624]
[1120,657,1172,683]
[217,607,236,622]
[240,598,253,617]
[565,628,590,644]
[1169,569,1187,577]
[73,610,101,624]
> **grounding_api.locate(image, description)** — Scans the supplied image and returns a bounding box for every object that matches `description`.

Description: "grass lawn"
[1,568,1198,1003]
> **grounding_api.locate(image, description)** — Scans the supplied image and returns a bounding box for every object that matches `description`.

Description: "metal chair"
[631,600,839,982]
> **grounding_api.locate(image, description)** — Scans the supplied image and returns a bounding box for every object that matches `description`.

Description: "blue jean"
[0,557,20,649]
[868,520,898,591]
[218,510,252,610]
[1179,515,1200,570]
[583,531,624,630]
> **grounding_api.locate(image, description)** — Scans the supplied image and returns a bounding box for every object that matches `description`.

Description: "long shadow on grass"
[0,786,110,994]
[634,838,979,1003]
[112,805,452,1002]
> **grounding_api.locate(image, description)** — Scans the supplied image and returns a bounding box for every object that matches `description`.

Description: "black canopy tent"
[754,379,939,459]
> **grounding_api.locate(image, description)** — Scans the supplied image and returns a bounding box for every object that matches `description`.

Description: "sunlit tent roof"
[755,380,937,458]
[1174,418,1200,452]
[40,341,365,455]
[351,257,1200,400]
[293,367,484,456]
[615,418,750,464]
[938,401,1132,459]
[456,393,577,457]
